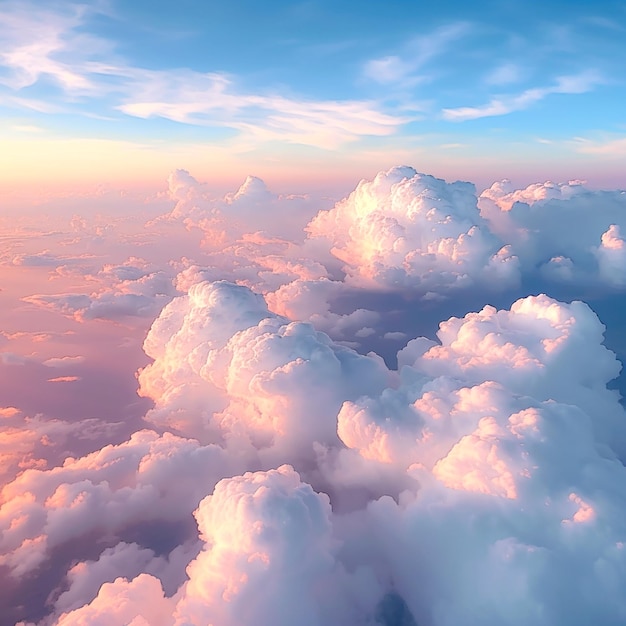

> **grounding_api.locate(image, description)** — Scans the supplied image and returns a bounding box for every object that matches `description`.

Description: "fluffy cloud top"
[162,169,321,243]
[3,281,626,626]
[301,169,626,297]
[5,164,626,626]
[340,294,625,468]
[173,465,338,626]
[479,180,626,287]
[0,430,228,579]
[336,294,626,625]
[139,280,390,462]
[306,166,519,293]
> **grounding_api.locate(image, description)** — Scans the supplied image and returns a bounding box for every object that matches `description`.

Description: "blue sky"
[1,0,625,191]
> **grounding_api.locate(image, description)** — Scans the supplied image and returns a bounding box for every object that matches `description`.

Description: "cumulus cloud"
[307,166,520,294]
[25,287,626,626]
[479,179,626,288]
[160,169,325,244]
[266,278,381,341]
[5,163,626,626]
[300,168,626,298]
[595,224,626,287]
[340,294,625,467]
[336,294,626,625]
[54,466,380,626]
[0,430,229,579]
[138,281,389,462]
[54,574,175,626]
[53,540,199,617]
[173,465,342,626]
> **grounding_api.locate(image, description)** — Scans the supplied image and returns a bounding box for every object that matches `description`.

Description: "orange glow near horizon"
[3,133,625,206]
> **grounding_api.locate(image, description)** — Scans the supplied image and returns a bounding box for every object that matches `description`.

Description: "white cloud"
[0,2,410,150]
[43,356,85,368]
[138,281,390,460]
[0,2,95,92]
[55,573,175,626]
[442,71,603,121]
[595,224,626,287]
[33,287,626,626]
[363,23,470,86]
[0,430,230,578]
[485,62,525,86]
[306,165,520,293]
[23,268,177,322]
[173,466,341,626]
[118,72,409,149]
[479,179,626,287]
[6,162,626,625]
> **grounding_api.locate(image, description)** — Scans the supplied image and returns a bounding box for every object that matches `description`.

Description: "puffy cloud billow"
[5,281,626,626]
[4,165,626,626]
[138,280,390,463]
[306,166,521,294]
[479,179,626,288]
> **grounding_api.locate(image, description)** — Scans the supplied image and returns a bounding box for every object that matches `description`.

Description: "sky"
[2,2,626,626]
[1,0,626,194]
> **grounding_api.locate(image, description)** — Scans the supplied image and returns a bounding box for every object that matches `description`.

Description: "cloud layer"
[5,279,626,625]
[3,165,626,626]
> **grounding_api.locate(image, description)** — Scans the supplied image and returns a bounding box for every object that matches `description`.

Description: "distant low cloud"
[23,266,177,322]
[479,178,626,287]
[4,164,626,625]
[43,356,85,368]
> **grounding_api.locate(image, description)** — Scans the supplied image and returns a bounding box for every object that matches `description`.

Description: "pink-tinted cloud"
[306,166,520,294]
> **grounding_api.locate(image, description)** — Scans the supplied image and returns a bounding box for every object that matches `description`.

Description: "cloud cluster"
[5,164,626,626]
[479,179,626,288]
[303,168,626,298]
[5,279,626,626]
[23,262,177,322]
[54,465,379,626]
[138,280,389,463]
[306,166,520,294]
[0,430,228,579]
[162,169,325,244]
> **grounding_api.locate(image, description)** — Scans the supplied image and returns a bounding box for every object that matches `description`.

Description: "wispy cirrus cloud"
[0,2,411,150]
[116,69,411,149]
[0,1,115,94]
[363,22,471,86]
[484,62,526,86]
[574,135,626,155]
[442,71,603,121]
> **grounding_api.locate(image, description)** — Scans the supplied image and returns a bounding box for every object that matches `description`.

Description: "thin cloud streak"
[363,22,471,85]
[0,2,412,150]
[442,71,603,121]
